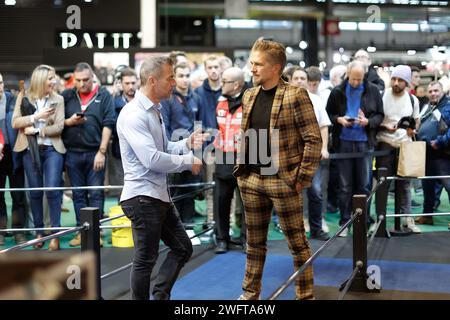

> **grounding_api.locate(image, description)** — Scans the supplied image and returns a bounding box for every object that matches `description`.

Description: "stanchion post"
[376,168,390,238]
[80,207,102,300]
[340,195,368,292]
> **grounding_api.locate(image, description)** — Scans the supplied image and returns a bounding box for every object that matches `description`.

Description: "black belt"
[38,145,50,151]
[247,164,272,174]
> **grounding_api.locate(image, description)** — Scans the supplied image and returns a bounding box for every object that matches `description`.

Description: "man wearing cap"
[375,65,421,233]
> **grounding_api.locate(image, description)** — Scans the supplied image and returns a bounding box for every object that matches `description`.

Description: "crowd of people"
[0,46,449,259]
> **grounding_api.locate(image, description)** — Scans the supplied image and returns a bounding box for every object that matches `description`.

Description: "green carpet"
[0,188,448,249]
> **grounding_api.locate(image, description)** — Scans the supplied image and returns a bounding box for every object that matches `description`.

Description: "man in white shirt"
[291,66,331,240]
[117,56,208,300]
[375,65,421,233]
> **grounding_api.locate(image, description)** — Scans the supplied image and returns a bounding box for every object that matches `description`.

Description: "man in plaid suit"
[233,38,322,300]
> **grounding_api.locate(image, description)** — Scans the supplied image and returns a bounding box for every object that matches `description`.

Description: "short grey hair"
[428,81,443,90]
[140,56,173,86]
[74,62,94,74]
[224,67,245,87]
[330,65,347,81]
[347,60,367,74]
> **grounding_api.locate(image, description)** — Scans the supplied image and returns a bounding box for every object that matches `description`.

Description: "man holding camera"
[375,65,421,233]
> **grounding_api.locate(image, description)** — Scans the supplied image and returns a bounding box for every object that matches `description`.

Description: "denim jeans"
[120,196,193,300]
[423,155,450,213]
[337,140,372,225]
[65,151,105,226]
[23,146,64,234]
[306,162,325,234]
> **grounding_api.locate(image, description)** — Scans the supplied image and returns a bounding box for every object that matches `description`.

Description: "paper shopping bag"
[397,140,426,177]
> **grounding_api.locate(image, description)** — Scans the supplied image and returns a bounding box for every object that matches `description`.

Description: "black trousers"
[169,170,200,223]
[213,171,246,242]
[0,144,26,231]
[120,195,193,300]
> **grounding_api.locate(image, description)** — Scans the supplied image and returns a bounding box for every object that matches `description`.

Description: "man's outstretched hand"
[188,128,211,150]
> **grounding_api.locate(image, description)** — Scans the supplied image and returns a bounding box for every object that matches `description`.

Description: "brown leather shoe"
[415,216,434,225]
[48,238,60,251]
[69,233,81,247]
[33,235,45,249]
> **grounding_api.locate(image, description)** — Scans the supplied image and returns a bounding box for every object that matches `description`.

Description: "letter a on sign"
[66,5,81,30]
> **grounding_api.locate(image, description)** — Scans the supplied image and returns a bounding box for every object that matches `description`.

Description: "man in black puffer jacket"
[326,61,384,234]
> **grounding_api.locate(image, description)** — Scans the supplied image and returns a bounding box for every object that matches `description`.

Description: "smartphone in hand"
[346,117,356,124]
[47,102,57,112]
[76,112,85,118]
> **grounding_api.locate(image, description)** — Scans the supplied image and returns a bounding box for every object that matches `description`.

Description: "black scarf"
[223,86,247,114]
[20,96,41,174]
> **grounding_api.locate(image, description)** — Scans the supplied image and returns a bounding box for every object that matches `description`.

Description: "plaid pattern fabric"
[237,172,314,300]
[233,80,320,300]
[234,80,322,188]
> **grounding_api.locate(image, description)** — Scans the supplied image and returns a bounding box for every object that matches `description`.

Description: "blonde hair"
[203,55,219,68]
[28,64,55,102]
[251,37,286,75]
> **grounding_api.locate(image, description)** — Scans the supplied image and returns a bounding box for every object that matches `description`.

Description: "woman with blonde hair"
[12,65,66,250]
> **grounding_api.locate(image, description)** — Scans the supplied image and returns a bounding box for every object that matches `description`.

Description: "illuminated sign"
[57,31,140,49]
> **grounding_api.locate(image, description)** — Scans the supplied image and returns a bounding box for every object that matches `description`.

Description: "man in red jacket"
[213,67,247,254]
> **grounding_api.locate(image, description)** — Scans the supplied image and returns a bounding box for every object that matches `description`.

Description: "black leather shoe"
[310,230,330,241]
[215,241,228,254]
[229,237,243,246]
[241,242,247,253]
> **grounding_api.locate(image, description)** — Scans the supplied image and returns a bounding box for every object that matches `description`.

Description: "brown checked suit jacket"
[233,79,322,189]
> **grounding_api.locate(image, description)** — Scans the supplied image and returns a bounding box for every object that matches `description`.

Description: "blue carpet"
[172,252,450,300]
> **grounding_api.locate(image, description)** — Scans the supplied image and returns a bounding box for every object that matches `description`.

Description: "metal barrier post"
[376,168,390,238]
[80,207,102,300]
[340,195,368,292]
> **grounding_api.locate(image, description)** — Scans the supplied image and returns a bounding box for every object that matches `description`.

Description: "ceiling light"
[299,41,308,50]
